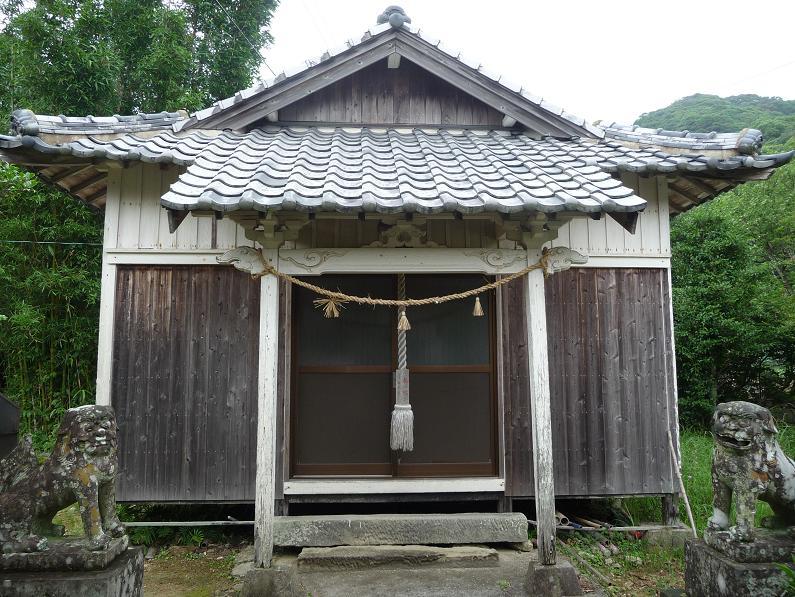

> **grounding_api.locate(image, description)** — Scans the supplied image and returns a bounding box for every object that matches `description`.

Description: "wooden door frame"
[288,273,499,479]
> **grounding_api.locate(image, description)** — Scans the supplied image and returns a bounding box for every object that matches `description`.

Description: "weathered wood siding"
[277,59,503,126]
[112,265,260,501]
[106,165,253,251]
[547,174,670,259]
[503,267,677,497]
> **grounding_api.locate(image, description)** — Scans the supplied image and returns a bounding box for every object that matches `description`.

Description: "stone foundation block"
[525,559,583,596]
[643,526,693,550]
[241,565,299,597]
[685,539,792,597]
[297,544,499,570]
[274,513,528,547]
[0,547,143,597]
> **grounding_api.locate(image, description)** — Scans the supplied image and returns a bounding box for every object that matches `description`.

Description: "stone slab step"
[273,513,528,547]
[297,545,499,571]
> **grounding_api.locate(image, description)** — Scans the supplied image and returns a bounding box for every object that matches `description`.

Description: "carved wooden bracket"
[217,246,269,276]
[542,247,588,275]
[369,221,439,248]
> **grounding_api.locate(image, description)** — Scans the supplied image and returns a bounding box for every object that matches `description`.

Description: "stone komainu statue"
[0,405,125,553]
[707,401,795,541]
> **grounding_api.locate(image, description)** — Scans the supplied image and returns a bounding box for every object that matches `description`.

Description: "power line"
[210,0,277,77]
[0,240,102,247]
[725,58,795,88]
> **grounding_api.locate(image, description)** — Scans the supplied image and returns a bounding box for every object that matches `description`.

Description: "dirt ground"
[138,540,684,597]
[142,545,239,597]
[51,507,685,596]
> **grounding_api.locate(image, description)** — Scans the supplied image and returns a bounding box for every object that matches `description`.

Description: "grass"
[625,425,795,532]
[561,532,685,596]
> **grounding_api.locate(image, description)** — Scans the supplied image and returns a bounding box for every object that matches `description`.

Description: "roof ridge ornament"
[377,6,411,29]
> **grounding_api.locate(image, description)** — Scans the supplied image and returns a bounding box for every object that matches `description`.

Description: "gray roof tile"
[7,123,780,215]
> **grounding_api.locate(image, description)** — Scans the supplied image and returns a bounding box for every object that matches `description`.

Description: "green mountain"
[638,93,795,426]
[635,93,795,152]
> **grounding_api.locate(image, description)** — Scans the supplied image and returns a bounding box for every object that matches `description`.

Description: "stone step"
[273,513,528,547]
[296,545,499,571]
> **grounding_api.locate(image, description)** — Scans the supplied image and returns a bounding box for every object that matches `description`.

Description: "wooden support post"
[525,248,556,566]
[96,168,121,407]
[662,494,680,526]
[254,250,280,568]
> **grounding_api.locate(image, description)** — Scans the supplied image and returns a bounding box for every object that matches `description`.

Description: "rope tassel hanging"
[391,273,414,452]
[397,308,411,331]
[313,297,345,318]
[473,296,484,317]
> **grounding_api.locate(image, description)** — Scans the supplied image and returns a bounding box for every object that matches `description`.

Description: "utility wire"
[0,240,102,247]
[210,0,277,77]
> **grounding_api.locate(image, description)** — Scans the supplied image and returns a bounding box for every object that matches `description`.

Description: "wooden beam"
[47,165,91,183]
[167,209,189,233]
[524,246,557,566]
[95,168,121,407]
[502,115,517,128]
[195,38,395,130]
[607,211,639,234]
[69,171,106,194]
[254,251,280,568]
[394,36,588,138]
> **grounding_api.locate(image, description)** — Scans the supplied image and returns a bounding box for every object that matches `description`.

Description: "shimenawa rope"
[255,252,551,325]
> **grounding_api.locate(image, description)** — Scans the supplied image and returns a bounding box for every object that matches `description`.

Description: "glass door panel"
[292,275,394,476]
[398,275,496,476]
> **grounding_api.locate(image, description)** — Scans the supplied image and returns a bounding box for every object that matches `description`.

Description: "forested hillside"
[636,94,795,426]
[0,0,277,447]
[636,94,795,152]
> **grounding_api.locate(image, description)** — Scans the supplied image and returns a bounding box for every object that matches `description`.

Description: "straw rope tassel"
[391,273,413,452]
[473,296,484,317]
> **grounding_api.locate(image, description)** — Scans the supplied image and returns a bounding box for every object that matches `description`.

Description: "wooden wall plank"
[117,165,143,248]
[504,267,677,497]
[112,265,260,502]
[279,59,503,126]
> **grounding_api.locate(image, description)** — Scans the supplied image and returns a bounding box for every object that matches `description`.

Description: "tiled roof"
[10,123,792,215]
[1,120,792,213]
[601,123,765,155]
[10,109,187,137]
[160,127,641,214]
[177,20,604,138]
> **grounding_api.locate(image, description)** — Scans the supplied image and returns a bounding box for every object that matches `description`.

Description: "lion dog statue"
[706,401,795,542]
[0,405,125,553]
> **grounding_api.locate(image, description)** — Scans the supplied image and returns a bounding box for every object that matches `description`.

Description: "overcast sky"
[260,0,795,125]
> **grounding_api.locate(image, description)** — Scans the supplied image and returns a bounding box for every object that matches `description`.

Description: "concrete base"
[0,547,143,597]
[297,545,499,570]
[685,539,792,597]
[643,526,693,550]
[704,528,794,563]
[241,565,300,597]
[0,536,129,572]
[525,560,583,597]
[274,513,528,547]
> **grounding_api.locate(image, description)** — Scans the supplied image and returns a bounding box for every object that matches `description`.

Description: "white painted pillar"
[254,250,280,568]
[96,168,121,407]
[95,261,117,406]
[525,248,556,566]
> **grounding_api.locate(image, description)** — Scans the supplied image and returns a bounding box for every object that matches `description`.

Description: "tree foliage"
[637,94,795,152]
[0,0,276,117]
[0,165,102,447]
[670,178,795,425]
[641,96,795,427]
[0,0,276,447]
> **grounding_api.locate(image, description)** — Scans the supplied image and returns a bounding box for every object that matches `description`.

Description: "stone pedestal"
[525,559,583,596]
[0,546,143,597]
[685,539,792,597]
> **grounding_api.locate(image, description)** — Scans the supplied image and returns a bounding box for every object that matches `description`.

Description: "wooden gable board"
[185,28,596,138]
